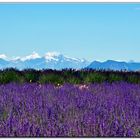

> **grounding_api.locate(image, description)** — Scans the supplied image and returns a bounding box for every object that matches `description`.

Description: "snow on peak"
[11,56,21,61]
[64,55,79,61]
[0,54,8,60]
[64,55,86,62]
[45,52,60,61]
[45,52,60,57]
[21,52,41,61]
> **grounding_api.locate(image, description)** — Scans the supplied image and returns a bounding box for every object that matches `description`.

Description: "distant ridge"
[1,52,140,71]
[87,60,140,71]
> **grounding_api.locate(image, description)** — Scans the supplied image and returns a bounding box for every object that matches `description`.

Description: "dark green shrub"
[0,71,20,84]
[39,74,64,85]
[24,72,39,83]
[127,75,139,84]
[0,68,140,84]
[85,73,106,83]
[109,74,123,83]
[66,76,81,84]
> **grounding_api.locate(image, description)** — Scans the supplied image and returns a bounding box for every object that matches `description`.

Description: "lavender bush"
[0,82,140,137]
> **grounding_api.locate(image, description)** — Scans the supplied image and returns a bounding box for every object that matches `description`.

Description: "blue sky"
[0,3,140,62]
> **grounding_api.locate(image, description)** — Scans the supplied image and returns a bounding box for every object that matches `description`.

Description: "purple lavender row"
[0,82,140,137]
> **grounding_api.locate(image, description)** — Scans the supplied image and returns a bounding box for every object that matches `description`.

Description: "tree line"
[0,68,140,84]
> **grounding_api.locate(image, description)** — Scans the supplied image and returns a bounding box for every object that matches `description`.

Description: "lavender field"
[0,82,140,137]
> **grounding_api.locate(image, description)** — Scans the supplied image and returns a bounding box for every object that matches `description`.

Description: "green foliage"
[85,73,106,83]
[109,74,123,83]
[23,71,39,83]
[0,68,140,84]
[0,71,20,84]
[24,73,35,82]
[127,75,139,84]
[0,107,8,121]
[66,76,81,84]
[39,74,64,85]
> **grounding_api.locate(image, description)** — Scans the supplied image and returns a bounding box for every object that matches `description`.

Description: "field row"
[0,82,140,136]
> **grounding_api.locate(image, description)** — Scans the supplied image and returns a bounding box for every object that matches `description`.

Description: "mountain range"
[87,60,140,71]
[0,52,140,71]
[0,52,89,70]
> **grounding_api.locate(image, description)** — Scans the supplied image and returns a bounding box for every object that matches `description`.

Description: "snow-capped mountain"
[0,54,8,60]
[1,52,140,71]
[0,52,90,70]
